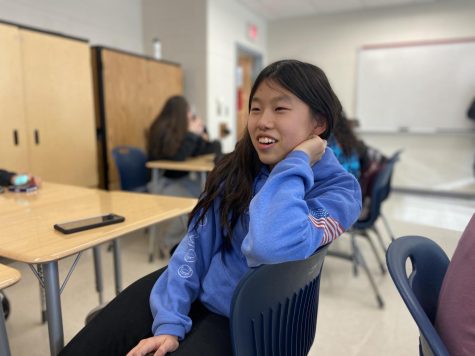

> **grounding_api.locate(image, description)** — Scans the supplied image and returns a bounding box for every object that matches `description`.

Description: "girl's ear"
[313,121,327,136]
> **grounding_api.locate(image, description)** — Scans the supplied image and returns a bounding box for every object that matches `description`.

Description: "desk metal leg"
[38,265,47,323]
[0,305,12,356]
[92,246,104,305]
[148,224,157,262]
[149,168,163,262]
[42,262,64,356]
[112,239,122,295]
[151,169,160,194]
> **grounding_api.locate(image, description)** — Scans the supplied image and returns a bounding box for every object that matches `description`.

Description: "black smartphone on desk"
[54,213,125,234]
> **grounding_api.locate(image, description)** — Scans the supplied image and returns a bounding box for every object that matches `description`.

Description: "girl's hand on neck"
[293,135,327,166]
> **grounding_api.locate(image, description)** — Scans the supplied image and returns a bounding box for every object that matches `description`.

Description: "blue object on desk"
[13,174,29,186]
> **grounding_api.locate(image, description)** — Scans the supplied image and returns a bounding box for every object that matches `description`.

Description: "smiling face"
[247,79,323,168]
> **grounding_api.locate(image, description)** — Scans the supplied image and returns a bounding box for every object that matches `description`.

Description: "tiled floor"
[3,192,474,356]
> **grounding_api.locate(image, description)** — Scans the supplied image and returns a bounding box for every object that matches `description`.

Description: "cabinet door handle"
[34,129,40,145]
[13,130,19,146]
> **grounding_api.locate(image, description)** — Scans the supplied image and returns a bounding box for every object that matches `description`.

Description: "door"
[236,48,262,140]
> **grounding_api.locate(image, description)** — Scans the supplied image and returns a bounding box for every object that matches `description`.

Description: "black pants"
[59,267,232,356]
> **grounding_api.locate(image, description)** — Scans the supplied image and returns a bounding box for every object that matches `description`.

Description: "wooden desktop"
[146,154,215,192]
[0,182,197,355]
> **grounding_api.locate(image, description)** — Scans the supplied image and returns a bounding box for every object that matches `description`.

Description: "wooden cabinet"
[92,47,183,189]
[0,22,98,187]
[0,23,29,173]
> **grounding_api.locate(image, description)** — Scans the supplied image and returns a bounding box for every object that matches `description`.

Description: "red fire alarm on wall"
[247,23,258,41]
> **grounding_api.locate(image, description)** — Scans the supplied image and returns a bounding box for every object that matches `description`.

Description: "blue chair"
[230,244,329,356]
[327,152,401,308]
[112,145,184,262]
[351,150,401,271]
[386,236,450,356]
[112,146,149,192]
[378,150,402,243]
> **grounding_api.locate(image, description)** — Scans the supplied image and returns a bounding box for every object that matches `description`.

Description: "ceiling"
[235,0,448,20]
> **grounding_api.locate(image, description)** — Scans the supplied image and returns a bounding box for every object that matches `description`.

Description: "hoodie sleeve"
[242,149,362,267]
[0,169,15,186]
[149,201,222,339]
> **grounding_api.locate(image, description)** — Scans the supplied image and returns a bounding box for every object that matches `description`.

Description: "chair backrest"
[386,236,450,356]
[111,146,148,192]
[356,150,400,227]
[230,245,329,356]
[359,145,387,198]
[380,150,402,203]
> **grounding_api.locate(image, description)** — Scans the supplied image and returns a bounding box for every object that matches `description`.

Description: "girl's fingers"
[154,338,179,356]
[127,338,162,356]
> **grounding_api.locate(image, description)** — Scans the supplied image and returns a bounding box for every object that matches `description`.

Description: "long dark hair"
[333,114,366,157]
[148,95,189,159]
[189,59,343,242]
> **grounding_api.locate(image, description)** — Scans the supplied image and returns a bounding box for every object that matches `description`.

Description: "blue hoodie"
[150,149,362,339]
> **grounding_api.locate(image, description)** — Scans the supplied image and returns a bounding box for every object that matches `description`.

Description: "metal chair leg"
[380,212,396,241]
[370,225,388,255]
[327,235,385,308]
[362,230,387,275]
[149,221,172,262]
[350,232,359,277]
[351,237,385,308]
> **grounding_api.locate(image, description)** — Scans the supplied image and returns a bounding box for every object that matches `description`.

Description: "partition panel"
[94,47,183,189]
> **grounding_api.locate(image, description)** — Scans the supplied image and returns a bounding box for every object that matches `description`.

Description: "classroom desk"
[0,182,197,355]
[0,264,21,356]
[146,154,215,192]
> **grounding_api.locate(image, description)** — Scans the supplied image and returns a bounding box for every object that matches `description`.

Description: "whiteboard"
[355,40,475,132]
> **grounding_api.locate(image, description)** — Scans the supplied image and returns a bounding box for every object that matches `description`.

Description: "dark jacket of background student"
[0,169,15,186]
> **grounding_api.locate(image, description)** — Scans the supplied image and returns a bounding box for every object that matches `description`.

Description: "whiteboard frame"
[355,37,475,133]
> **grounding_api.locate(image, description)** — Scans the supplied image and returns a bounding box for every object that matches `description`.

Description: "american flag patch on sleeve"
[308,208,344,245]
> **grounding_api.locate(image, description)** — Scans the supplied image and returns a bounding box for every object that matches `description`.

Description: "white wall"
[268,1,475,193]
[268,1,475,117]
[207,0,267,151]
[142,0,267,152]
[0,0,143,53]
[142,0,208,127]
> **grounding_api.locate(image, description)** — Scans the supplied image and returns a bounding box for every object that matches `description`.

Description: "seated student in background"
[328,116,389,220]
[435,213,475,356]
[0,169,41,187]
[59,59,362,356]
[148,95,222,198]
[327,114,366,179]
